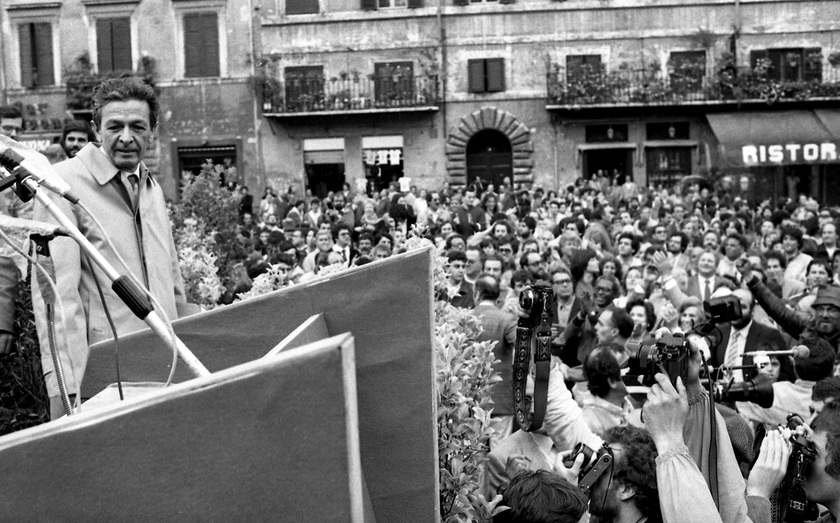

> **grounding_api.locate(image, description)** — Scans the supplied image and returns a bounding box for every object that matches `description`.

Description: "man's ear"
[617,481,636,501]
[90,120,102,143]
[607,377,622,391]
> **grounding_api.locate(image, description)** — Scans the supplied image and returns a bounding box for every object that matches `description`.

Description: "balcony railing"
[547,66,840,108]
[261,74,440,115]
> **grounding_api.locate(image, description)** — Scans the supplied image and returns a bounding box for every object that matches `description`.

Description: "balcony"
[546,64,840,110]
[260,74,441,117]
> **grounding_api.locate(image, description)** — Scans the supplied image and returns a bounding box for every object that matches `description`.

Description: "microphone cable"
[80,250,123,400]
[0,227,73,416]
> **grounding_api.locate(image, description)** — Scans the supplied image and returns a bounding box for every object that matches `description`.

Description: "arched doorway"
[466,129,513,189]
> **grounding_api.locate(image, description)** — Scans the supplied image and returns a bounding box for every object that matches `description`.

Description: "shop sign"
[742,143,839,166]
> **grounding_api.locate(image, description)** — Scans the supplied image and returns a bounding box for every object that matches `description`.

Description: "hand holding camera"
[644,373,690,455]
[747,429,792,499]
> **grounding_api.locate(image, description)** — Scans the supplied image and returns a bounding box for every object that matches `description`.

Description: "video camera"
[512,281,554,432]
[562,442,613,492]
[712,373,774,408]
[704,294,742,324]
[627,332,690,388]
[780,414,818,523]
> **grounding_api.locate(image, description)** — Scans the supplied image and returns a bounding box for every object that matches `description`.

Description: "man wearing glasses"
[550,269,583,357]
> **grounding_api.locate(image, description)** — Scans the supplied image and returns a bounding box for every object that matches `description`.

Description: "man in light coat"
[32,78,189,419]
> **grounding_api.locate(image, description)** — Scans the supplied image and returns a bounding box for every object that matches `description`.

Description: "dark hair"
[332,222,352,241]
[447,249,467,264]
[600,256,624,282]
[62,119,96,143]
[510,269,534,287]
[585,347,622,398]
[795,338,836,382]
[763,250,787,269]
[0,105,22,119]
[812,399,840,480]
[521,216,537,232]
[494,470,587,523]
[813,377,840,403]
[806,258,834,281]
[445,233,466,250]
[559,217,585,236]
[625,297,657,333]
[358,232,374,244]
[483,253,504,269]
[617,232,640,254]
[92,77,159,129]
[725,232,749,252]
[781,226,804,249]
[602,426,662,522]
[269,252,295,267]
[475,274,501,301]
[669,232,689,253]
[608,306,635,339]
[595,274,620,297]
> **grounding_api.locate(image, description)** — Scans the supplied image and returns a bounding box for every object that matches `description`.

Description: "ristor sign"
[742,143,840,166]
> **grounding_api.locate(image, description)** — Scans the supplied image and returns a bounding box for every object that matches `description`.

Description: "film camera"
[512,281,554,432]
[627,332,690,387]
[779,414,819,523]
[704,294,742,324]
[713,373,775,408]
[562,442,614,492]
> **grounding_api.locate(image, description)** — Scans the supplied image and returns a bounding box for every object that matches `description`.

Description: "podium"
[0,248,439,522]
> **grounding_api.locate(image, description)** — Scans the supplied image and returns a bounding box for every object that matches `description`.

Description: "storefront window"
[646,147,691,188]
[362,135,403,194]
[303,138,345,199]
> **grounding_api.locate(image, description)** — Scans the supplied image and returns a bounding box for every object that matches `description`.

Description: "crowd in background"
[231,173,840,523]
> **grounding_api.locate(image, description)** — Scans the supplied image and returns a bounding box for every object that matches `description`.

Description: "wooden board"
[0,335,364,522]
[82,247,439,522]
[263,313,329,358]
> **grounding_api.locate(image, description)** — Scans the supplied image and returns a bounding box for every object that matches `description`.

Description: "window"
[585,124,628,143]
[361,0,421,10]
[19,22,54,87]
[468,58,504,93]
[363,136,404,193]
[184,13,219,78]
[374,62,414,106]
[646,147,691,188]
[646,122,689,140]
[565,54,601,84]
[668,51,705,91]
[178,144,237,181]
[287,0,318,15]
[97,18,132,72]
[750,48,822,82]
[284,66,324,112]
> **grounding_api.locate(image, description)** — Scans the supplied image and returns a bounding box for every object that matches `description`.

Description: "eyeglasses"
[553,279,572,285]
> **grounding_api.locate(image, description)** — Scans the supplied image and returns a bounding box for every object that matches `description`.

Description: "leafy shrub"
[176,218,225,309]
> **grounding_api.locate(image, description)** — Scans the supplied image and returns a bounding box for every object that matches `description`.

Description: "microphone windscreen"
[792,345,811,359]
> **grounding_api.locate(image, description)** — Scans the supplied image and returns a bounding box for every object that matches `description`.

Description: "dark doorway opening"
[783,164,812,200]
[305,163,345,199]
[466,129,512,189]
[583,148,632,185]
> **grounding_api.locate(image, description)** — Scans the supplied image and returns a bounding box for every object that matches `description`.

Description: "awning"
[706,110,840,167]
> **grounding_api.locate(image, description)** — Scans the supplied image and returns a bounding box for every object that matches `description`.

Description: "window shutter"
[361,0,377,11]
[96,19,113,72]
[454,0,469,6]
[407,0,422,8]
[19,23,34,88]
[184,14,202,77]
[486,58,505,92]
[111,18,132,71]
[287,0,319,14]
[804,47,822,82]
[468,60,485,93]
[201,13,220,77]
[33,23,54,86]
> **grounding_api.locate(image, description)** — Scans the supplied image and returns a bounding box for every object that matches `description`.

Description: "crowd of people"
[235,174,840,522]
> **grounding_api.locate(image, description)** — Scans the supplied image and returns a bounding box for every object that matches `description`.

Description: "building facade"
[259,0,840,205]
[0,0,259,199]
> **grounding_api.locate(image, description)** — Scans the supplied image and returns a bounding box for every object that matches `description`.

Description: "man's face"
[814,304,840,336]
[316,233,332,252]
[62,130,89,158]
[464,191,476,208]
[724,237,743,261]
[465,249,482,277]
[517,222,531,238]
[822,224,837,246]
[449,237,465,251]
[448,259,465,282]
[259,231,270,244]
[493,224,509,239]
[483,259,503,279]
[594,280,616,307]
[0,117,23,140]
[552,273,573,299]
[564,223,580,237]
[653,226,667,243]
[617,238,634,257]
[524,253,542,275]
[765,258,783,282]
[336,228,351,247]
[673,205,685,222]
[732,289,754,328]
[358,238,373,254]
[440,223,453,236]
[667,235,683,254]
[803,431,840,506]
[94,99,153,172]
[782,234,800,255]
[703,232,719,251]
[498,243,514,264]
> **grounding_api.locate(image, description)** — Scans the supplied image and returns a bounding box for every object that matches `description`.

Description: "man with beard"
[666,232,691,274]
[60,120,95,159]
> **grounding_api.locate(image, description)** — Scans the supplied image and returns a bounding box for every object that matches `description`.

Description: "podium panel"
[83,248,439,522]
[0,336,364,522]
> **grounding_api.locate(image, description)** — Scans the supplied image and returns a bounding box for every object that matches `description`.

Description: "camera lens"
[520,288,535,312]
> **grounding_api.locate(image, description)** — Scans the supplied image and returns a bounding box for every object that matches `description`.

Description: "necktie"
[122,172,139,207]
[703,278,711,302]
[724,330,741,370]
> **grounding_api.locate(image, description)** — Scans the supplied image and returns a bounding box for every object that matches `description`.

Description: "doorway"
[583,149,632,185]
[466,130,512,189]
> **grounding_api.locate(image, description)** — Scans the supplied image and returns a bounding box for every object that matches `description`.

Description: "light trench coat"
[31,143,186,398]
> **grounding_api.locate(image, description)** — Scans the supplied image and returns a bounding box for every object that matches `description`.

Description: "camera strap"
[513,292,552,432]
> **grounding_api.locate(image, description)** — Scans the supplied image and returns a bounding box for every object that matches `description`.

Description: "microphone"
[0,214,69,240]
[743,346,811,359]
[0,135,77,203]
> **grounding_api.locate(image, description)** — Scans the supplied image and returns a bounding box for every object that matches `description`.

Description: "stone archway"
[445,107,534,187]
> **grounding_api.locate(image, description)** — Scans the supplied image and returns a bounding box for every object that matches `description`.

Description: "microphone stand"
[1,166,211,380]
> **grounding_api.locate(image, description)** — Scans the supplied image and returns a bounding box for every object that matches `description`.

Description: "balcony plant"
[65,53,157,112]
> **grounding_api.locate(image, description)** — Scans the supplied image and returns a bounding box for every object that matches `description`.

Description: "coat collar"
[76,143,150,186]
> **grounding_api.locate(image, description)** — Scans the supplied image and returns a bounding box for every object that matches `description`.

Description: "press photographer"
[803,400,840,523]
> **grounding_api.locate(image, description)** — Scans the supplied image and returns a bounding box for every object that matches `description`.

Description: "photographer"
[493,470,587,523]
[737,338,836,427]
[804,399,840,522]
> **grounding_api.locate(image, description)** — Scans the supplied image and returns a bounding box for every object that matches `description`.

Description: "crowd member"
[580,347,634,435]
[59,119,95,159]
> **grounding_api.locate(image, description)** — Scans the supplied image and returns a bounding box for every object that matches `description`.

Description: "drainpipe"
[437,0,446,139]
[248,0,265,192]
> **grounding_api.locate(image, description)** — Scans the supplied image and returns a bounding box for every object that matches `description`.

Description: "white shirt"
[697,275,715,302]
